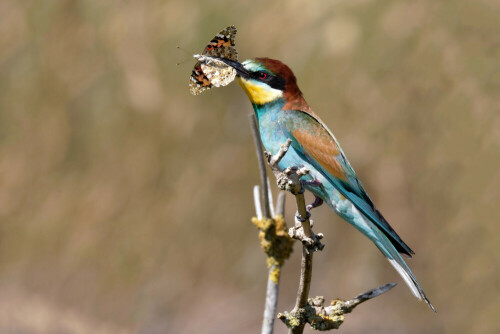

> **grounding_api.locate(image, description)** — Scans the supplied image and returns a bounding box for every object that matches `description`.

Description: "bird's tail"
[386,253,436,312]
[334,201,436,311]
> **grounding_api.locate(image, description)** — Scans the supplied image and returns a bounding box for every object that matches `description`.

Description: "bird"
[217,56,435,311]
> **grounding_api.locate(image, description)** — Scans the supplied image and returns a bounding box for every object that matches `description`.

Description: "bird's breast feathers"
[238,77,282,105]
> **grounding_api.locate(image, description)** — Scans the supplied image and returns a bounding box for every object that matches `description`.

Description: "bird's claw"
[295,211,311,222]
[303,179,322,187]
[306,196,324,212]
[296,167,310,177]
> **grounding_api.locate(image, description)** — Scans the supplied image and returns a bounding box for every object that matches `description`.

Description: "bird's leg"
[303,179,322,187]
[306,195,323,213]
[302,178,323,218]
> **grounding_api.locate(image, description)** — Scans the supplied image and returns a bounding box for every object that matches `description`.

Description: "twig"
[249,114,293,334]
[262,263,279,334]
[341,283,397,312]
[249,114,271,219]
[254,185,263,220]
[277,283,397,331]
[276,192,286,216]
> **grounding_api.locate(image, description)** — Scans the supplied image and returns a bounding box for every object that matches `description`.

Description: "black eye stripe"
[250,71,267,80]
[250,71,285,90]
[268,76,285,90]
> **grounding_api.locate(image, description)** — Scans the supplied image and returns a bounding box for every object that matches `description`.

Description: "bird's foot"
[306,195,324,213]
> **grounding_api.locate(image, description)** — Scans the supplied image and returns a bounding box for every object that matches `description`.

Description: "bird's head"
[220,57,309,110]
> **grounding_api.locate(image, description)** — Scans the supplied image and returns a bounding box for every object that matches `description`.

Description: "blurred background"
[0,0,498,333]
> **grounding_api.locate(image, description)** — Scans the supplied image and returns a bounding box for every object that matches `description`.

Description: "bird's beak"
[217,58,250,78]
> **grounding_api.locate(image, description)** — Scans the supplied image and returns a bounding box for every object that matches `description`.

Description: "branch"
[275,191,286,216]
[249,114,271,219]
[277,283,397,331]
[249,114,294,334]
[264,139,397,333]
[263,140,325,334]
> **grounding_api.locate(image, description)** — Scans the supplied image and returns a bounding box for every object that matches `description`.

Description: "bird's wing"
[278,109,414,256]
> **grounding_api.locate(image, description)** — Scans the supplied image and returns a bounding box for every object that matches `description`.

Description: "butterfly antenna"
[176,45,192,55]
[176,58,191,66]
[176,46,195,66]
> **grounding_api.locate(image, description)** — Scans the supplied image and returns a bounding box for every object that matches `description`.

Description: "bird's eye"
[258,72,268,80]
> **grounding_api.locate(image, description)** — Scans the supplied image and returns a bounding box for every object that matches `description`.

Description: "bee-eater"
[219,57,435,311]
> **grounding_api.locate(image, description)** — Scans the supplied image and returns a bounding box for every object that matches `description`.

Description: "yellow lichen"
[251,215,294,283]
[269,265,281,284]
[288,316,301,327]
[308,310,345,330]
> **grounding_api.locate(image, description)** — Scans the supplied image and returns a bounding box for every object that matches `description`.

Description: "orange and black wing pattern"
[189,26,238,95]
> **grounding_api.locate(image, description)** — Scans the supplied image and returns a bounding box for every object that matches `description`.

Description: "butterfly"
[189,25,238,95]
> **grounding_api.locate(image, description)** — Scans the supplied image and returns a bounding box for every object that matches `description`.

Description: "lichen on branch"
[252,215,294,283]
[278,284,397,331]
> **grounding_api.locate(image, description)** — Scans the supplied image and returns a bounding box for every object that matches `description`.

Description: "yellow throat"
[238,77,283,105]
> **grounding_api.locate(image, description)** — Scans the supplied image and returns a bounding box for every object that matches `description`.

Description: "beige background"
[0,0,498,333]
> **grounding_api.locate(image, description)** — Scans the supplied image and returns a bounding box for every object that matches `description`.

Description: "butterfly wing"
[200,56,236,88]
[189,26,238,95]
[189,63,212,95]
[203,25,238,61]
